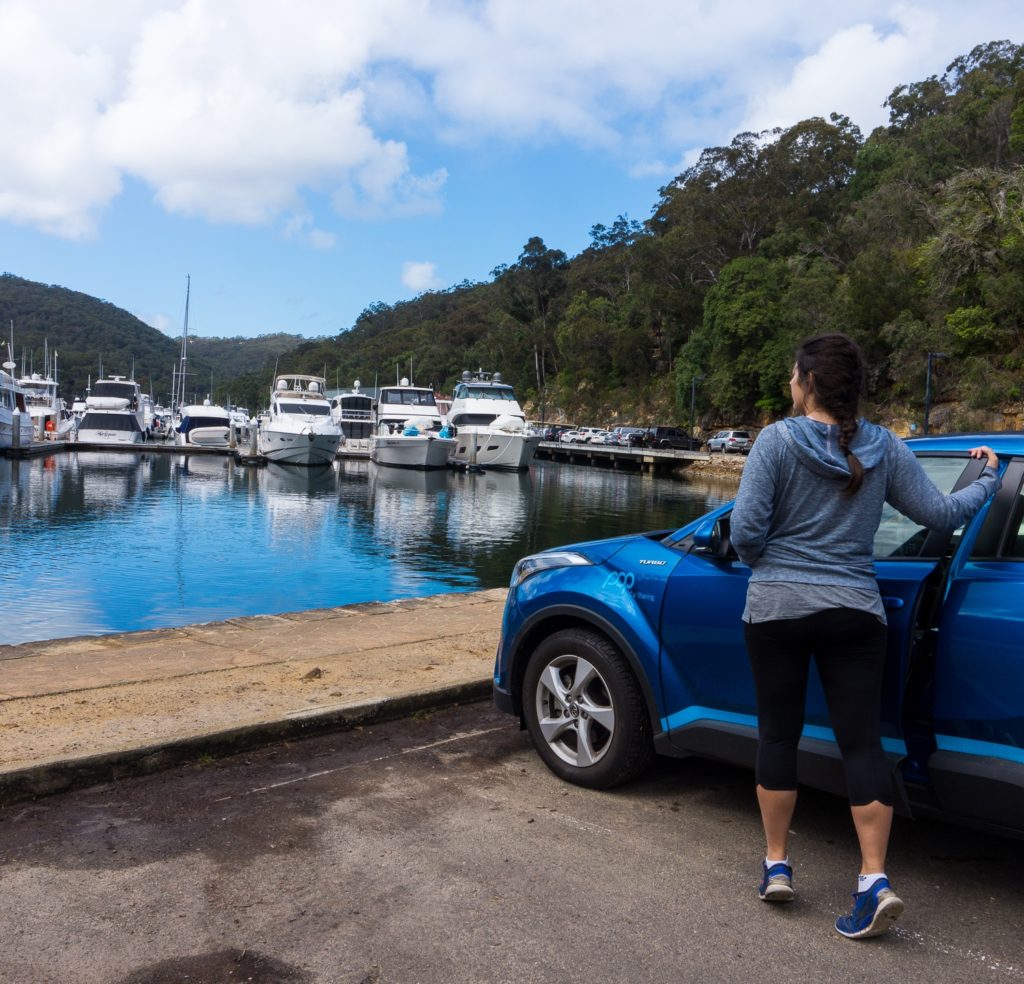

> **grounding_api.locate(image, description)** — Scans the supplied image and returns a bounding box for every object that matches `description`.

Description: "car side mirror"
[692,516,733,559]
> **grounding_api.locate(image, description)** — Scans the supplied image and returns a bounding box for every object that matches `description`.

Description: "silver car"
[707,429,754,453]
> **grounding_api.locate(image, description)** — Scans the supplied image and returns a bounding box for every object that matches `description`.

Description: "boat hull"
[258,427,342,466]
[371,435,455,470]
[449,429,541,471]
[177,426,231,448]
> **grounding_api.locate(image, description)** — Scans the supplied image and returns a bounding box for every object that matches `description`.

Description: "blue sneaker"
[834,878,904,938]
[758,861,794,902]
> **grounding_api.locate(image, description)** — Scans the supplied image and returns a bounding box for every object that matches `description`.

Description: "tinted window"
[80,412,141,431]
[873,456,969,558]
[279,402,331,416]
[1004,487,1024,558]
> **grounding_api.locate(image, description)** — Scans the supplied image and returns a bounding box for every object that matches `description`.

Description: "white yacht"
[331,381,374,457]
[1,359,35,450]
[76,375,147,444]
[258,373,343,466]
[18,350,76,441]
[175,399,232,448]
[447,370,541,471]
[371,378,455,470]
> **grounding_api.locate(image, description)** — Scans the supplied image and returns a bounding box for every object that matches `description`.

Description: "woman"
[730,333,1000,939]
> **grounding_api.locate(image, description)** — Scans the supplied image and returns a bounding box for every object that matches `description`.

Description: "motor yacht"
[18,361,76,441]
[175,399,232,448]
[258,373,343,466]
[371,378,455,470]
[447,370,541,471]
[1,358,35,450]
[331,381,374,457]
[76,375,147,444]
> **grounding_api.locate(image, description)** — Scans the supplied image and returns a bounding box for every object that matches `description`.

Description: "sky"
[1,1,1023,342]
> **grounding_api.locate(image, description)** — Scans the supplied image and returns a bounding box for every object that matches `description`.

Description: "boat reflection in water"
[1,455,736,645]
[259,461,341,544]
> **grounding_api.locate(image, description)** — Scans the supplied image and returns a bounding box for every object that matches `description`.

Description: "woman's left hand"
[968,445,998,469]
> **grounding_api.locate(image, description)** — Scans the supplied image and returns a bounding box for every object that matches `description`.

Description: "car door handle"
[881,596,905,610]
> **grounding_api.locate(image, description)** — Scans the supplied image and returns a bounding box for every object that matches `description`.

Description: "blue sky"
[1,1,1023,340]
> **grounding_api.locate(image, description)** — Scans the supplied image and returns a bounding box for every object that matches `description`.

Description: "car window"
[873,456,971,558]
[1003,486,1024,558]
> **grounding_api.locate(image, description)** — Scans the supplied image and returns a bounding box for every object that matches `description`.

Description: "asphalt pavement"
[2,701,1023,984]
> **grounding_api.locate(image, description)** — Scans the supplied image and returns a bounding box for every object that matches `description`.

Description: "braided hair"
[794,333,866,496]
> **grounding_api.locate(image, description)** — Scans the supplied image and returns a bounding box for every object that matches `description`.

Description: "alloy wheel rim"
[535,654,615,767]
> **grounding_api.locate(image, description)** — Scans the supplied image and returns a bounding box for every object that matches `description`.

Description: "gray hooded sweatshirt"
[730,417,1000,623]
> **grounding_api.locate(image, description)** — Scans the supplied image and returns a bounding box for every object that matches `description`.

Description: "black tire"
[521,628,654,789]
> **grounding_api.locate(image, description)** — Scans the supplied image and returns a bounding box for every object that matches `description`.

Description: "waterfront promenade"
[0,589,506,805]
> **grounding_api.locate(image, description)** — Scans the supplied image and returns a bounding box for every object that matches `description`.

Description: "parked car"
[492,433,1024,835]
[541,425,571,441]
[612,427,647,446]
[559,429,585,443]
[589,430,618,445]
[707,429,754,453]
[644,426,703,451]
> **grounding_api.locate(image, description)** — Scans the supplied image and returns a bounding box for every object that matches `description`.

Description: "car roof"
[904,432,1024,455]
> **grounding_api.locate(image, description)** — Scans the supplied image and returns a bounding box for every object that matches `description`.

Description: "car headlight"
[510,551,593,587]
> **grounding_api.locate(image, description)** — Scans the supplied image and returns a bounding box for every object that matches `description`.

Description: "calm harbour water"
[0,451,739,646]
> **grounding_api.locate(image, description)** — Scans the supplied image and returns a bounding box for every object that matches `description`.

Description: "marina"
[0,450,738,647]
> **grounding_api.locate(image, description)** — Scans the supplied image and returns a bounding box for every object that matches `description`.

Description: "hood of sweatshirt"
[778,416,890,479]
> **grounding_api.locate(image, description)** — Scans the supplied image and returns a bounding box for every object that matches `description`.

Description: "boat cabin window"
[337,396,373,418]
[80,412,142,431]
[450,413,498,427]
[179,416,229,432]
[452,384,517,401]
[279,401,331,416]
[93,381,138,401]
[379,389,437,407]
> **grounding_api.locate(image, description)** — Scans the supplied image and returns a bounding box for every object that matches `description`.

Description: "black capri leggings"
[744,607,893,807]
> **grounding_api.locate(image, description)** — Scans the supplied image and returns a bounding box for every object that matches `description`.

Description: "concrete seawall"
[0,589,507,806]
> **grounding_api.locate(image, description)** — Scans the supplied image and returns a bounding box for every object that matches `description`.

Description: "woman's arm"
[730,428,780,566]
[885,437,1000,533]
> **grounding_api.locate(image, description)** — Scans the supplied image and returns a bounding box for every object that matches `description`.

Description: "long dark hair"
[795,333,866,496]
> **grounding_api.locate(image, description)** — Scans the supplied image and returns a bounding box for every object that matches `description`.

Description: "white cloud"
[739,9,939,136]
[401,260,442,293]
[1,1,1023,237]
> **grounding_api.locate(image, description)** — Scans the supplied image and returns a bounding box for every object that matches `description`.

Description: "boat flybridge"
[331,380,374,456]
[371,377,455,470]
[76,375,147,444]
[447,370,541,471]
[258,373,343,466]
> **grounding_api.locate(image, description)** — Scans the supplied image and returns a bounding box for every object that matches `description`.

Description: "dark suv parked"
[644,427,703,451]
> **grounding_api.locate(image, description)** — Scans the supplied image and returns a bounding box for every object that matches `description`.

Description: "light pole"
[923,352,948,436]
[688,375,705,437]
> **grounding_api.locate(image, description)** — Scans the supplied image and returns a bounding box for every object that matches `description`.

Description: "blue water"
[0,451,738,645]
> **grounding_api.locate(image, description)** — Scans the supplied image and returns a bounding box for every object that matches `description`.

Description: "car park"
[493,433,1024,835]
[707,429,754,453]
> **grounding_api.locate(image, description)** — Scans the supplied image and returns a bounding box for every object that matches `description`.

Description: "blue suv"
[493,434,1024,835]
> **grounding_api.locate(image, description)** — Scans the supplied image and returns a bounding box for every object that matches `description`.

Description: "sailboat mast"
[176,275,190,412]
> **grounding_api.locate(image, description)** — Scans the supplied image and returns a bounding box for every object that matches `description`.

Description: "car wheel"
[522,628,654,789]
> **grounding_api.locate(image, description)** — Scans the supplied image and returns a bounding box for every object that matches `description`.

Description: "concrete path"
[0,589,507,805]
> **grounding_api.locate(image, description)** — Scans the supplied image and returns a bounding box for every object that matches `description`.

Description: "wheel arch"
[506,604,662,736]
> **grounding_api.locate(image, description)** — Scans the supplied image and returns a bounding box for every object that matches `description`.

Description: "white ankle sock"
[858,872,886,892]
[766,856,789,867]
